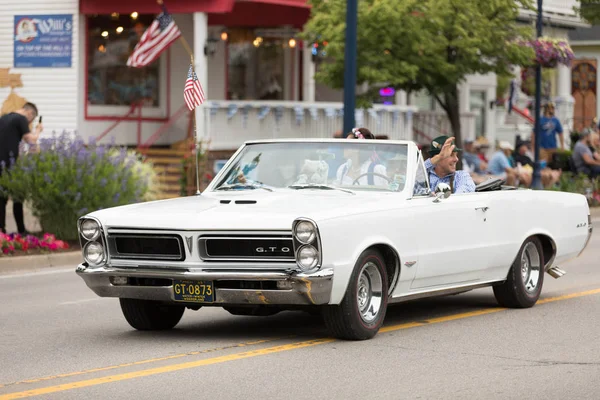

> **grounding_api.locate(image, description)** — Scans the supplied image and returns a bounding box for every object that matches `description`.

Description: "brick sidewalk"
[4,200,41,234]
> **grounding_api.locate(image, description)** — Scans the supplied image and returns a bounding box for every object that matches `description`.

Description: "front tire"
[493,237,545,308]
[120,298,185,330]
[323,249,388,340]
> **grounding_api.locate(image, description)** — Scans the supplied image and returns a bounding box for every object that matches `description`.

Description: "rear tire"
[120,299,185,330]
[493,237,545,308]
[323,249,388,340]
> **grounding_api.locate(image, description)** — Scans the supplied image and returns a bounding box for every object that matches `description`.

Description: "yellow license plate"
[173,280,214,303]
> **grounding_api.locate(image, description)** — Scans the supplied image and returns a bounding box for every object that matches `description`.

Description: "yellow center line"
[2,287,599,400]
[0,337,287,389]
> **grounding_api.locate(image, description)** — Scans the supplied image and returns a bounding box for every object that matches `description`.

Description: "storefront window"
[87,14,160,107]
[227,29,286,100]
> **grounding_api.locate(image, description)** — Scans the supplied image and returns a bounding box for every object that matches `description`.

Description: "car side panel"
[318,202,420,305]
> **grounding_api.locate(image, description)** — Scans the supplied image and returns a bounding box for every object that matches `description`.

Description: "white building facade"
[0,0,586,154]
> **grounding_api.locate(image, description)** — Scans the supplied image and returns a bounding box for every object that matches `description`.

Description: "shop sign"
[14,14,73,68]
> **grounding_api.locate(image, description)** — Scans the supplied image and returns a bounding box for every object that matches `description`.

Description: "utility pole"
[342,0,358,137]
[531,0,544,189]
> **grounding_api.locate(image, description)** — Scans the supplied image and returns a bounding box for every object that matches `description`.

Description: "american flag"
[184,64,205,110]
[126,6,181,68]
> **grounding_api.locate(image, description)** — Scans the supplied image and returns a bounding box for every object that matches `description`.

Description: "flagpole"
[191,55,201,196]
[157,0,194,59]
[158,0,200,195]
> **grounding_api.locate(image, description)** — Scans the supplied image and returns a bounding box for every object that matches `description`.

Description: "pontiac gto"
[76,139,592,340]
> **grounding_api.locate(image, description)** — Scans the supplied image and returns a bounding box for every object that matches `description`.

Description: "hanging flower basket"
[522,37,575,68]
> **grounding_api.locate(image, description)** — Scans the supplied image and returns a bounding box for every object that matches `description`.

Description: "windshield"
[212,141,409,192]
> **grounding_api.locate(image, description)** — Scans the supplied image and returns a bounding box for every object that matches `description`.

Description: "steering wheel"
[352,172,392,185]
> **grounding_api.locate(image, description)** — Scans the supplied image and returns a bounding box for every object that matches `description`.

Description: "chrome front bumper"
[75,264,334,306]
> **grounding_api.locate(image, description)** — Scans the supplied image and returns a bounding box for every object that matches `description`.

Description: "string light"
[288,38,296,48]
[116,26,124,34]
[130,12,138,19]
[221,31,228,41]
[101,31,109,37]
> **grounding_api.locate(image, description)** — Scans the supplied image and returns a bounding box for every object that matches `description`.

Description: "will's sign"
[14,14,73,68]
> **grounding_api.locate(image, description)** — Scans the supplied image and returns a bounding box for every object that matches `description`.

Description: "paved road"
[1,232,599,399]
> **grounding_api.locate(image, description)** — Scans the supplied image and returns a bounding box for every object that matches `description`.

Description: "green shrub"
[0,132,157,240]
[550,171,599,206]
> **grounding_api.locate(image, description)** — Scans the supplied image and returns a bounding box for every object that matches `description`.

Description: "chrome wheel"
[521,241,541,293]
[356,261,383,323]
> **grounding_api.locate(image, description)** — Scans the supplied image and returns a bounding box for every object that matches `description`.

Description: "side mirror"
[433,182,451,203]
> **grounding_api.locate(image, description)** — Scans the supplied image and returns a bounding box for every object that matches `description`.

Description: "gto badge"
[256,247,291,253]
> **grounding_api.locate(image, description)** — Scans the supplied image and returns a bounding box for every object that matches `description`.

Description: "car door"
[408,153,491,290]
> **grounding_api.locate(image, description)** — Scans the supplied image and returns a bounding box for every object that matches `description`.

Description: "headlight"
[84,241,105,266]
[80,219,101,241]
[298,245,318,270]
[294,221,316,244]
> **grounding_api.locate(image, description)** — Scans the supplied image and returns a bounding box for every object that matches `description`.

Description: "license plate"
[173,280,214,303]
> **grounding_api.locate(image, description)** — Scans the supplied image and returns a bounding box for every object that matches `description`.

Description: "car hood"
[87,190,403,231]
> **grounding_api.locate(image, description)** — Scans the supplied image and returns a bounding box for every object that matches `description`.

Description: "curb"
[0,251,82,276]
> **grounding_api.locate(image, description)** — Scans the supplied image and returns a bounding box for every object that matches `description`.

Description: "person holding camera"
[0,102,43,234]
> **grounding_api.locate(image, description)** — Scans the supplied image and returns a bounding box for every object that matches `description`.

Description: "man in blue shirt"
[423,136,475,194]
[531,102,564,163]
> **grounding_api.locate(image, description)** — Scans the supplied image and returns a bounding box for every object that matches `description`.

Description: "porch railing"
[412,110,477,142]
[202,101,419,150]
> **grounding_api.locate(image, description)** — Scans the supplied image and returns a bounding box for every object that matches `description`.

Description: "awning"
[208,0,310,28]
[80,0,309,16]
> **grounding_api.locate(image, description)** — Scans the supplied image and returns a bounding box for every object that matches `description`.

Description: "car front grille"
[107,234,185,261]
[198,234,295,262]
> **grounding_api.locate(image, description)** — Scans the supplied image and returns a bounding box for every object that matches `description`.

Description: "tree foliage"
[575,0,600,25]
[303,0,536,148]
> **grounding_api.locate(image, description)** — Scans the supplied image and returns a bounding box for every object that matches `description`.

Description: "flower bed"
[1,232,71,256]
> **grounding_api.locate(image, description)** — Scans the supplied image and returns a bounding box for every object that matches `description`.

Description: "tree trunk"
[444,87,463,171]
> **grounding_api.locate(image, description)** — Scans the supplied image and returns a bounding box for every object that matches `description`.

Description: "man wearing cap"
[572,129,600,178]
[424,136,475,194]
[487,141,521,186]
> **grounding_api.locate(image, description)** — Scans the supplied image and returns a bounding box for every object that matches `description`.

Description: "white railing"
[202,101,418,150]
[199,101,476,150]
[412,110,477,143]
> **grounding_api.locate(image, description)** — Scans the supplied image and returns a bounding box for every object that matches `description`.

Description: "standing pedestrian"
[0,102,42,234]
[531,102,564,163]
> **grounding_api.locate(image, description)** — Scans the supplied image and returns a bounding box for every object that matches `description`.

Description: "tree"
[575,0,600,25]
[303,0,536,155]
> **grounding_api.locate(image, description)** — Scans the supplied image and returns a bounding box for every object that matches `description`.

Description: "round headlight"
[81,219,101,241]
[298,245,318,270]
[295,221,316,244]
[84,241,105,266]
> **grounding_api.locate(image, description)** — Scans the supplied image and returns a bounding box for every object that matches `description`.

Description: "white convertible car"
[76,139,592,340]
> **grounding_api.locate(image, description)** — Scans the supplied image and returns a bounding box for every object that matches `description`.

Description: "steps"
[137,146,192,200]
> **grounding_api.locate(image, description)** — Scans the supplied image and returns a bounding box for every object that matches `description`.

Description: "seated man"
[487,141,530,187]
[513,139,560,188]
[424,136,475,194]
[572,129,600,178]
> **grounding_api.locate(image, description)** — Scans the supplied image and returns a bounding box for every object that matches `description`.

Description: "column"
[302,43,315,102]
[395,90,407,106]
[193,12,209,145]
[555,63,574,135]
